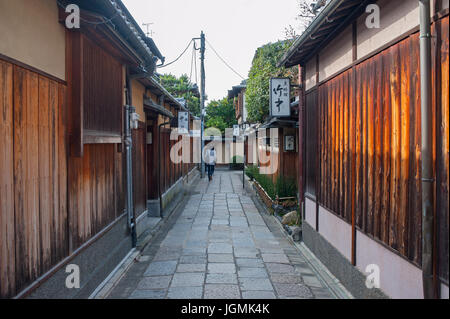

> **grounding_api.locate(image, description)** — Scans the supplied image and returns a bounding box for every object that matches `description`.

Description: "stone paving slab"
[110,171,334,299]
[128,289,166,299]
[208,263,236,274]
[144,261,177,276]
[168,287,203,299]
[261,253,290,264]
[137,276,172,290]
[204,284,241,299]
[273,283,314,298]
[176,263,206,273]
[208,254,234,263]
[242,291,277,299]
[237,267,269,278]
[239,277,274,291]
[206,273,238,284]
[170,273,205,287]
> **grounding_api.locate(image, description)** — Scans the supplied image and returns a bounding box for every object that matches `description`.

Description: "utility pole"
[200,31,206,178]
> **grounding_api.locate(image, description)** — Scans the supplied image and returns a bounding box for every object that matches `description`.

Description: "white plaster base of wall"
[318,205,352,261]
[441,282,449,299]
[303,200,441,299]
[356,230,423,299]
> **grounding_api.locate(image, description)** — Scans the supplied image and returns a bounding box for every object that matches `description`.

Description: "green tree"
[245,41,297,123]
[159,74,201,116]
[205,97,237,134]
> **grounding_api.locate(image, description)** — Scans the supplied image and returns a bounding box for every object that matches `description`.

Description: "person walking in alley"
[205,147,216,181]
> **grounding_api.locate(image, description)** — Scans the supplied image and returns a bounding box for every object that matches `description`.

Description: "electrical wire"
[157,40,193,68]
[205,38,245,80]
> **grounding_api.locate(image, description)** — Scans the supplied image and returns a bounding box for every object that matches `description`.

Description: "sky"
[122,0,301,102]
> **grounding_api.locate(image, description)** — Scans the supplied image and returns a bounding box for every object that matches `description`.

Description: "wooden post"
[67,30,84,158]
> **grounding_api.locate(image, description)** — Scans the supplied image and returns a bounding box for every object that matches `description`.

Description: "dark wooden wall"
[82,35,122,135]
[146,119,196,201]
[133,122,147,217]
[159,128,184,194]
[435,15,449,286]
[314,16,448,280]
[280,128,299,184]
[146,120,158,199]
[0,62,68,297]
[256,128,298,186]
[1,30,129,298]
[67,144,124,251]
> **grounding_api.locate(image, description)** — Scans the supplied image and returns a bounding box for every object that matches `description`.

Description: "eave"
[278,0,371,67]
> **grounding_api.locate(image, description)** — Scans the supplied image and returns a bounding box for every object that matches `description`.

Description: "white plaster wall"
[357,0,419,60]
[318,206,352,261]
[0,0,66,80]
[318,24,353,82]
[441,283,449,299]
[442,0,450,10]
[356,230,424,299]
[132,79,146,121]
[305,58,317,91]
[305,197,316,227]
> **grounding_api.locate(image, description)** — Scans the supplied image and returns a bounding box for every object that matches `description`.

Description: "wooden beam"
[67,30,84,157]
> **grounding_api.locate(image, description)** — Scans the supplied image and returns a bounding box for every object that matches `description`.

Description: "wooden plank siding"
[0,62,68,297]
[436,16,449,285]
[67,144,124,251]
[132,122,147,217]
[316,16,449,271]
[0,60,15,298]
[1,52,128,297]
[82,36,122,135]
[146,120,158,200]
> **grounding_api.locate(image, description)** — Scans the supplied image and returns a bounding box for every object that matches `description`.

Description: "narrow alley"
[107,171,334,299]
[1,0,448,302]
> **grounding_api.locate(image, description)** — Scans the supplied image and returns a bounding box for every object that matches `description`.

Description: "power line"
[205,38,245,80]
[157,40,193,68]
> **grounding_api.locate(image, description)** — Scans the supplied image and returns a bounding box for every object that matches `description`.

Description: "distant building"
[228,80,249,131]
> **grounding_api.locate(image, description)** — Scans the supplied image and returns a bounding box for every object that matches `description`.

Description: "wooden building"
[279,0,449,298]
[0,0,196,299]
[257,115,299,186]
[130,76,197,218]
[228,80,248,130]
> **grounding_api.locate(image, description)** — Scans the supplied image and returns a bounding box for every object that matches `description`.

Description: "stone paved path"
[108,170,334,299]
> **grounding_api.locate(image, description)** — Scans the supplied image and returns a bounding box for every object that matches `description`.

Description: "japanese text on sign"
[270,78,290,117]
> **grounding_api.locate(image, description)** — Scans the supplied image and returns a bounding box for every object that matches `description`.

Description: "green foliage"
[245,165,259,180]
[159,74,200,116]
[245,166,276,200]
[275,176,298,198]
[246,166,298,201]
[258,174,276,200]
[205,97,237,134]
[245,41,298,123]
